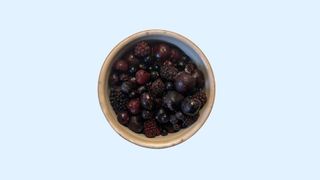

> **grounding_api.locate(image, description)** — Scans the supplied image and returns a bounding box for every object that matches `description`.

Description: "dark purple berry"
[192,69,205,88]
[142,110,153,120]
[156,113,170,124]
[134,41,151,57]
[181,98,201,116]
[172,123,181,132]
[144,56,152,64]
[174,72,196,94]
[170,48,182,60]
[121,81,133,94]
[129,91,138,98]
[140,92,153,110]
[175,111,185,121]
[117,112,129,125]
[128,116,143,133]
[135,69,150,85]
[119,73,129,82]
[165,82,174,90]
[153,64,160,71]
[150,78,165,97]
[184,63,196,74]
[163,60,173,66]
[169,115,178,124]
[177,60,186,71]
[154,43,170,59]
[138,63,147,70]
[114,60,129,72]
[163,91,184,111]
[127,98,141,114]
[109,73,119,85]
[150,71,159,80]
[137,86,147,94]
[161,129,168,136]
[129,66,137,75]
[126,53,139,66]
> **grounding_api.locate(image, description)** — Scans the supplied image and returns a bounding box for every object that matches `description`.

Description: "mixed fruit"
[109,41,207,138]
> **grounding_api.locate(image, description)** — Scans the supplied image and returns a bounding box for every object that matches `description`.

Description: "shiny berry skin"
[128,116,143,133]
[119,73,129,82]
[184,63,196,74]
[161,129,168,136]
[169,115,178,124]
[109,73,119,85]
[177,60,186,71]
[126,53,139,66]
[138,63,147,70]
[117,112,129,125]
[175,111,185,121]
[129,66,137,75]
[140,92,153,110]
[181,98,201,116]
[174,72,196,94]
[192,69,205,88]
[135,69,150,85]
[141,110,153,120]
[121,81,133,94]
[137,86,147,94]
[163,60,173,66]
[154,43,170,59]
[150,71,159,80]
[156,113,170,124]
[127,98,141,114]
[129,91,138,98]
[114,60,129,72]
[165,82,174,90]
[153,64,160,71]
[172,123,181,132]
[144,56,152,64]
[163,91,184,111]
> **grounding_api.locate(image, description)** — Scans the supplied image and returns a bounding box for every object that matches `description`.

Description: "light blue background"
[0,0,319,179]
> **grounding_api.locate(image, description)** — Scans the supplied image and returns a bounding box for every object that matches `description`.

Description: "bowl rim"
[98,29,216,148]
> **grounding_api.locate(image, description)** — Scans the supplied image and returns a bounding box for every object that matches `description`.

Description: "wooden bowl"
[98,29,215,148]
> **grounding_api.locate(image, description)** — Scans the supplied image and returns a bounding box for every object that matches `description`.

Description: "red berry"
[114,60,129,72]
[117,112,129,125]
[135,69,150,85]
[127,98,141,114]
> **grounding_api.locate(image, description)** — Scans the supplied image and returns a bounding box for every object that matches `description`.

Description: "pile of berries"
[109,41,207,138]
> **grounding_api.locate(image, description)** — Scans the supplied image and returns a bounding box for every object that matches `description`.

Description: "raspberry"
[109,87,129,113]
[134,41,151,57]
[150,78,165,97]
[160,64,178,81]
[144,120,160,138]
[192,90,207,107]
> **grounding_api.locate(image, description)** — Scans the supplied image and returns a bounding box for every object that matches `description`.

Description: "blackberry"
[109,87,129,113]
[144,120,160,138]
[150,78,165,97]
[181,114,199,128]
[134,41,151,57]
[192,90,207,107]
[160,64,178,81]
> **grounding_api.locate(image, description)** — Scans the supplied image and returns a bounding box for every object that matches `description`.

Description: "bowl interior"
[99,30,215,148]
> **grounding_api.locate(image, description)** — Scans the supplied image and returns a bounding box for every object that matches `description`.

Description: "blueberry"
[165,82,174,90]
[121,81,133,94]
[140,92,153,110]
[181,98,201,116]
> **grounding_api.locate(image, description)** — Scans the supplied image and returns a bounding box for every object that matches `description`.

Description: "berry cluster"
[109,41,207,138]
